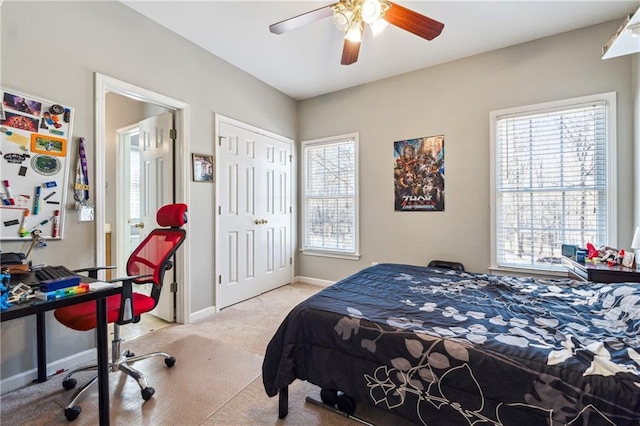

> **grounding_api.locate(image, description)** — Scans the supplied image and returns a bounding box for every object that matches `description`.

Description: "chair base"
[61,324,175,421]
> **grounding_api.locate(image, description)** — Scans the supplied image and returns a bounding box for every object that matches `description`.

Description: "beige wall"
[0,1,296,385]
[298,20,635,281]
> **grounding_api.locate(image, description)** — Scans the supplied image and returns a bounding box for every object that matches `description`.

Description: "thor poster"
[394,135,444,211]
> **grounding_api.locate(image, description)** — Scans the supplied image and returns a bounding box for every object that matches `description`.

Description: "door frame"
[116,123,139,278]
[214,113,296,310]
[95,73,192,324]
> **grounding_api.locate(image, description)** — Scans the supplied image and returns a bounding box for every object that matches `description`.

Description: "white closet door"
[216,119,293,308]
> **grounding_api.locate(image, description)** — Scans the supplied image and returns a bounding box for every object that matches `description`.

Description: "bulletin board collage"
[0,87,75,241]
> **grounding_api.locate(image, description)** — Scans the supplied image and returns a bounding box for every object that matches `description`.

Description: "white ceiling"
[121,1,640,100]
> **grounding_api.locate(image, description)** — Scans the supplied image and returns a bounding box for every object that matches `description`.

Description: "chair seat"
[54,293,156,331]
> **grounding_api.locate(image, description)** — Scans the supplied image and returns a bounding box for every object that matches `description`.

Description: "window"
[129,137,140,221]
[490,93,616,271]
[302,133,359,259]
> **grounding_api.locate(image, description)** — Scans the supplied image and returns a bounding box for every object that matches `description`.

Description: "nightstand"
[562,256,640,283]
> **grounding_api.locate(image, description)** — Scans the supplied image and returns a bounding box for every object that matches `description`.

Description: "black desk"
[562,256,640,283]
[1,273,121,426]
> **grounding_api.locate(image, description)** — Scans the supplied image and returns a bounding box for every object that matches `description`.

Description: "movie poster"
[394,135,444,211]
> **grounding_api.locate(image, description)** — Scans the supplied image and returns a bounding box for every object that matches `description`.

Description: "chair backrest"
[126,204,187,303]
[427,260,465,272]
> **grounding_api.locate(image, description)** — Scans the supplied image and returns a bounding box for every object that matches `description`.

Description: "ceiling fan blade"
[384,1,444,40]
[269,4,336,34]
[341,39,361,65]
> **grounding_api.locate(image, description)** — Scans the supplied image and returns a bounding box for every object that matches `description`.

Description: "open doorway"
[95,74,191,331]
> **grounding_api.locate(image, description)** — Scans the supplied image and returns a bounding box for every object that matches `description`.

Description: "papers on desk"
[88,281,117,291]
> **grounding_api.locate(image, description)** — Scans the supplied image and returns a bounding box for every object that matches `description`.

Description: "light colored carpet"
[0,334,262,425]
[0,282,413,425]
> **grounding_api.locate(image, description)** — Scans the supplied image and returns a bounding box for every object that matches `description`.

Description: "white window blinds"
[302,135,358,256]
[129,146,140,221]
[493,95,614,270]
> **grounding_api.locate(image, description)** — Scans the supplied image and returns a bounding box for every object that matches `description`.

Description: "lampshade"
[369,18,388,37]
[333,9,353,32]
[345,21,363,42]
[632,226,640,249]
[361,0,382,24]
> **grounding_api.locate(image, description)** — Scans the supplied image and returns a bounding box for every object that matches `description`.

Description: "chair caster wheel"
[320,388,337,406]
[62,378,77,390]
[336,392,356,415]
[141,386,155,401]
[64,406,81,421]
[164,356,176,367]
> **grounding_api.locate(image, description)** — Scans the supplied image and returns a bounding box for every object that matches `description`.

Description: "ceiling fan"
[269,0,444,66]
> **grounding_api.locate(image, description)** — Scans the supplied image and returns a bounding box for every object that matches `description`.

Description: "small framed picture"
[622,252,635,268]
[192,153,213,182]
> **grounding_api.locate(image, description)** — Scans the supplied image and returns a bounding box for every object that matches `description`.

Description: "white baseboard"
[189,306,217,323]
[188,278,331,323]
[0,348,95,395]
[294,276,335,287]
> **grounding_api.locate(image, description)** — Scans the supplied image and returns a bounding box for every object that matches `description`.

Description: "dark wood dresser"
[562,256,640,283]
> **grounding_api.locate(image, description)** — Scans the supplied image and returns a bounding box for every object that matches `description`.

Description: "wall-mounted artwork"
[192,153,213,182]
[394,135,444,212]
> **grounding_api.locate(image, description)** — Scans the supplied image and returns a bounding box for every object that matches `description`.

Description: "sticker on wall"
[30,133,66,157]
[4,153,28,164]
[394,134,445,212]
[2,91,42,116]
[0,111,40,132]
[31,154,61,176]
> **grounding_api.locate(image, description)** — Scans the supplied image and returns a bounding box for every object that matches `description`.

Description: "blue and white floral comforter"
[263,263,640,425]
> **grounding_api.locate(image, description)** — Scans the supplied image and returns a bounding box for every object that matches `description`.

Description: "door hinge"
[218,136,226,146]
[289,206,292,213]
[290,257,292,265]
[169,129,177,139]
[170,282,178,292]
[289,154,293,162]
[218,206,222,215]
[218,275,222,284]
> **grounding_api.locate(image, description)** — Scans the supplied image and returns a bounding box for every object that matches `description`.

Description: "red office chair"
[54,203,187,421]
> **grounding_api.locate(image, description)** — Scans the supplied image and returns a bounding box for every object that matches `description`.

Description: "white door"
[118,111,175,322]
[216,119,293,309]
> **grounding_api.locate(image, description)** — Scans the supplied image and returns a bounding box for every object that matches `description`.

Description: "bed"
[262,263,640,425]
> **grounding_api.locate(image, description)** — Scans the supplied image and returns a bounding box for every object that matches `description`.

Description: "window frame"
[301,133,360,260]
[489,92,617,273]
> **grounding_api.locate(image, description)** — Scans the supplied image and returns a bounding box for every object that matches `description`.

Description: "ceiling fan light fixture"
[345,20,363,43]
[333,9,353,32]
[369,17,388,37]
[361,0,382,24]
[628,23,640,36]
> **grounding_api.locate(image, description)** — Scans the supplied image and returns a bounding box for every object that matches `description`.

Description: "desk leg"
[96,297,110,426]
[35,312,47,383]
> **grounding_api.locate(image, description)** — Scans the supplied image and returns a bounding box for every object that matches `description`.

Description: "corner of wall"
[633,54,640,230]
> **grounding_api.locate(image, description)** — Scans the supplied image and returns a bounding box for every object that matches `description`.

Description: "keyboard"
[35,265,76,282]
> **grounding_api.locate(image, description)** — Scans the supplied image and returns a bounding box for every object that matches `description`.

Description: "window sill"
[301,249,361,261]
[489,266,568,279]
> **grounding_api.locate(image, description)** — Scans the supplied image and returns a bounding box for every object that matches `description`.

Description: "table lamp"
[632,226,640,269]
